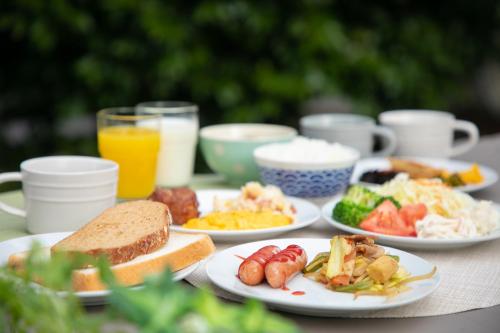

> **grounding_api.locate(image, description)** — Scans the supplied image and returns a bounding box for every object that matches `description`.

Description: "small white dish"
[206,238,440,316]
[0,233,199,306]
[322,197,500,250]
[351,157,498,192]
[170,189,320,242]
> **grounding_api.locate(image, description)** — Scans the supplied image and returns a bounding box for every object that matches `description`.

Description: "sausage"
[238,245,281,286]
[264,245,307,289]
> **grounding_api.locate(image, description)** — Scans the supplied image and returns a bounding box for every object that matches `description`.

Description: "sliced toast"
[8,232,216,291]
[51,200,171,265]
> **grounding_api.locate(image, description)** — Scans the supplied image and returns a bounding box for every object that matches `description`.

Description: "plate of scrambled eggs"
[171,183,320,242]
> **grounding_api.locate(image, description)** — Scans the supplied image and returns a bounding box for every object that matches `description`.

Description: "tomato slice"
[399,203,427,228]
[359,200,417,237]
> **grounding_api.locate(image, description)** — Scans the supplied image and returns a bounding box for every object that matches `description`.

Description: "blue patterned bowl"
[257,166,354,198]
[254,141,359,198]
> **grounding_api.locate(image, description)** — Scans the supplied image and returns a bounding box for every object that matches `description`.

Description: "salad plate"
[0,233,200,306]
[170,189,321,242]
[351,157,498,192]
[206,238,440,316]
[322,197,500,250]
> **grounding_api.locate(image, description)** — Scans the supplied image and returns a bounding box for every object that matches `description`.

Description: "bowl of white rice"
[254,137,360,197]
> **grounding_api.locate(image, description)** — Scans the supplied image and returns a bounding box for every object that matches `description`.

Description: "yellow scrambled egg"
[182,211,293,230]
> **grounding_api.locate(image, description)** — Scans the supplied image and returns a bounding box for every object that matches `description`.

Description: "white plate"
[322,197,500,250]
[0,233,200,306]
[351,157,498,192]
[171,189,320,242]
[206,238,440,316]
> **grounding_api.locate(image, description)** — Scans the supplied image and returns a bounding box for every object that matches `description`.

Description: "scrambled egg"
[182,211,292,230]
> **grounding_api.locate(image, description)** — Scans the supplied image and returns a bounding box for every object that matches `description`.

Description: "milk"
[140,117,198,187]
[156,118,198,187]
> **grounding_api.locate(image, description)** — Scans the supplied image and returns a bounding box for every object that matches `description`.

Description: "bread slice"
[8,232,215,291]
[51,200,171,265]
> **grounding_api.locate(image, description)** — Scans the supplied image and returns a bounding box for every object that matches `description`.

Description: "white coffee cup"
[379,110,479,157]
[300,114,397,157]
[0,156,118,234]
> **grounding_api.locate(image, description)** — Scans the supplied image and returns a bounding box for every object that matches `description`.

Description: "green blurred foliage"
[1,243,299,333]
[0,0,499,177]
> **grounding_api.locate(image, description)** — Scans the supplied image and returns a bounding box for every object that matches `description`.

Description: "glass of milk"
[136,101,198,187]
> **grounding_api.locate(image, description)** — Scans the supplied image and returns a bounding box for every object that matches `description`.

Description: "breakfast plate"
[206,238,440,316]
[351,157,498,192]
[322,197,500,250]
[0,232,200,306]
[170,189,321,242]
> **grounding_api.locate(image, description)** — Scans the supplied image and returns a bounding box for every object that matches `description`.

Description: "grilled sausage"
[238,245,281,286]
[265,245,307,289]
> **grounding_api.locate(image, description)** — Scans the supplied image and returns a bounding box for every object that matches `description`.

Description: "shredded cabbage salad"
[375,174,499,238]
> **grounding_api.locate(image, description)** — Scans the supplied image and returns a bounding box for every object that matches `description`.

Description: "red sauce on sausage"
[234,255,246,260]
[292,291,305,296]
[281,285,290,291]
[268,245,303,264]
[244,246,280,266]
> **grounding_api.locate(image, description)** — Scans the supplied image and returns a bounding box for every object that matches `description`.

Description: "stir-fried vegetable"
[326,236,349,279]
[302,252,329,274]
[303,235,436,299]
[387,255,400,262]
[334,279,373,292]
[366,256,399,283]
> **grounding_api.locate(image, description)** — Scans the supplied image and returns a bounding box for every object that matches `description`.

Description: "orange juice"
[98,126,160,198]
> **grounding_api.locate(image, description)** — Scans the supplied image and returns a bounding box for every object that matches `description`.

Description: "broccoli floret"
[344,185,383,208]
[333,185,402,226]
[332,201,373,227]
[375,196,401,209]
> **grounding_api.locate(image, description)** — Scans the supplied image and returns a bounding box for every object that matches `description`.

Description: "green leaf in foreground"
[0,242,101,333]
[1,244,302,333]
[98,265,300,333]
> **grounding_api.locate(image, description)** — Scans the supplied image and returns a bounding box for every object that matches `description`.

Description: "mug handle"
[0,172,26,218]
[371,126,397,157]
[449,120,479,157]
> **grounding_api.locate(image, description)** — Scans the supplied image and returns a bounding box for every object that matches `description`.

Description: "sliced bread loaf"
[51,200,171,265]
[8,232,216,291]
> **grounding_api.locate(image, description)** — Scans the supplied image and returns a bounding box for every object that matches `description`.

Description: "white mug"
[300,114,397,157]
[0,156,118,234]
[379,110,479,158]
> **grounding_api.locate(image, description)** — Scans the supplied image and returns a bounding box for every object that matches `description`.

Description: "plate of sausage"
[167,189,321,242]
[206,237,440,316]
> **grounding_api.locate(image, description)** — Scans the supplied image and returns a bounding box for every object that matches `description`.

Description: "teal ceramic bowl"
[200,124,297,185]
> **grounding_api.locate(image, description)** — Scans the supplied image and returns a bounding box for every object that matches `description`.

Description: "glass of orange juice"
[97,107,161,199]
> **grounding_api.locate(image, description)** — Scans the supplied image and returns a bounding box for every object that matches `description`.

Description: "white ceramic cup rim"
[200,123,297,142]
[379,110,455,125]
[300,113,375,129]
[20,156,118,176]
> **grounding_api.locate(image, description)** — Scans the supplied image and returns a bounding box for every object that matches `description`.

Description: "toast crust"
[63,226,169,265]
